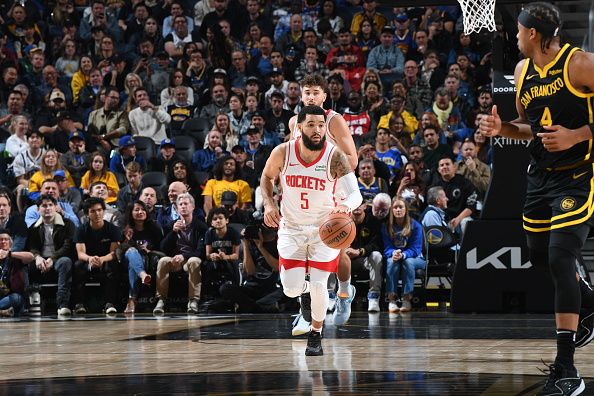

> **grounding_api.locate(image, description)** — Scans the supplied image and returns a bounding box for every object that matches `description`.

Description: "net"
[457,0,497,35]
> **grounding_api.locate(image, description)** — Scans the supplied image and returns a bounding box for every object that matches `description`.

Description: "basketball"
[319,212,356,250]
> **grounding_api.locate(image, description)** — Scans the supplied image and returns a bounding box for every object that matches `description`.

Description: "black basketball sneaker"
[538,362,585,396]
[305,330,323,356]
[575,307,594,348]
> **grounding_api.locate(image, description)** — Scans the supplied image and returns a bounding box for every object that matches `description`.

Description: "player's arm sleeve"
[337,173,363,211]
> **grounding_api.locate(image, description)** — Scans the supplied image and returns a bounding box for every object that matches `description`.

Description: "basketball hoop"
[457,0,497,35]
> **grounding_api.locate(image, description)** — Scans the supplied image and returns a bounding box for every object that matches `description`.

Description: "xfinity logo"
[492,136,531,148]
[466,247,533,269]
[493,74,516,93]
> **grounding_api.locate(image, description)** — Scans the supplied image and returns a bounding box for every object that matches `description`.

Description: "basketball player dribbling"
[261,105,363,356]
[289,74,359,330]
[480,3,594,394]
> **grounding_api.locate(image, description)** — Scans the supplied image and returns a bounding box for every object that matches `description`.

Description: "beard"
[301,133,326,151]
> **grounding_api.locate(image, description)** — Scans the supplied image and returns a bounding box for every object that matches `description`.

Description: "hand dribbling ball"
[319,212,356,250]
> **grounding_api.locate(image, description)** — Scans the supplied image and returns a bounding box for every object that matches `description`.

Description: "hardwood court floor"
[0,312,593,395]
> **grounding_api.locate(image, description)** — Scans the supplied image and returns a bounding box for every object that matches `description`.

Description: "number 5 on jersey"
[301,192,309,209]
[540,106,552,127]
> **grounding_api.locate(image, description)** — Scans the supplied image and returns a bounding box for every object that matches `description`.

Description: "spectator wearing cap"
[392,13,414,56]
[265,91,293,142]
[88,86,129,152]
[230,144,258,189]
[109,135,146,175]
[294,45,330,81]
[28,150,75,202]
[247,111,281,148]
[150,138,181,174]
[44,110,86,155]
[199,83,230,128]
[324,74,348,113]
[60,131,92,187]
[350,0,388,36]
[55,169,83,214]
[79,0,122,43]
[264,68,289,104]
[81,152,119,203]
[128,87,171,145]
[367,26,405,89]
[241,123,272,177]
[203,155,252,214]
[164,14,201,59]
[35,89,69,134]
[219,190,252,225]
[192,130,227,173]
[324,28,366,92]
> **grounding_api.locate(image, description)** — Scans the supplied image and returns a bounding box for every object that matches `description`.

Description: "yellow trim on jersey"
[563,47,594,99]
[516,60,531,99]
[533,43,570,78]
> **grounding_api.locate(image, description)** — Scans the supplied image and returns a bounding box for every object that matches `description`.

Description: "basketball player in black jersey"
[480,3,594,395]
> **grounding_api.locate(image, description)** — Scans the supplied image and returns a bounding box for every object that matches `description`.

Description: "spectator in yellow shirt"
[80,152,120,204]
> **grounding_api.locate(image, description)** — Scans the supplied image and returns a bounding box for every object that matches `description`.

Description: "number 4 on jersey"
[540,106,552,127]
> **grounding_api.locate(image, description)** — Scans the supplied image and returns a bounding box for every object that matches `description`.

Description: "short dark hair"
[82,197,106,215]
[37,194,57,206]
[297,105,326,123]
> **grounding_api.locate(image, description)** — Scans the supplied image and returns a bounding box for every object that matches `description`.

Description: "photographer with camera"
[219,222,284,313]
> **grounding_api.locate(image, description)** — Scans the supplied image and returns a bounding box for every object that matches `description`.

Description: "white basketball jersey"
[280,138,337,226]
[291,109,339,143]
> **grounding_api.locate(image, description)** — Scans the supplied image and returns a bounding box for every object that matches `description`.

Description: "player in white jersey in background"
[262,105,363,356]
[288,74,359,332]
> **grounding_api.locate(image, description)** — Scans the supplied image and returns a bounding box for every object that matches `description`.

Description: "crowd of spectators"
[0,0,496,317]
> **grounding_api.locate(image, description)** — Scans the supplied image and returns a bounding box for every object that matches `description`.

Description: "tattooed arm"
[330,148,363,213]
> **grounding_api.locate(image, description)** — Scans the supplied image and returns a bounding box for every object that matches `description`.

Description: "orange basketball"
[319,212,356,250]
